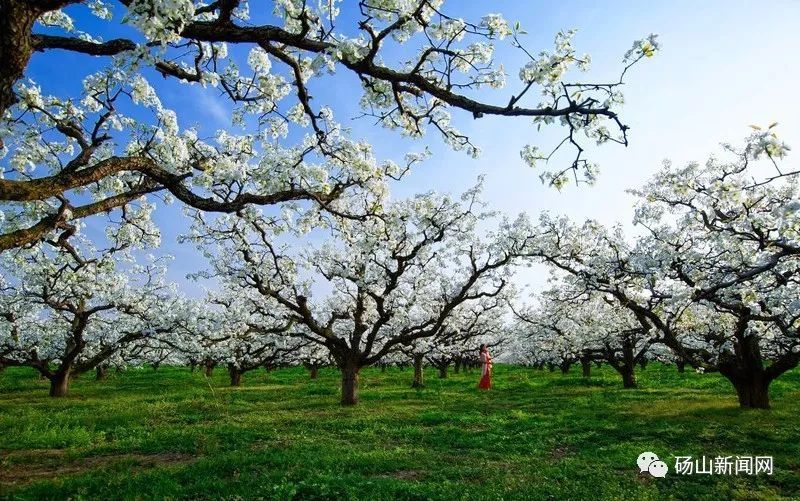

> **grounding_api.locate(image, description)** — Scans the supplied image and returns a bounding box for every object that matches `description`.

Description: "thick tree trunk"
[309,365,319,380]
[581,357,591,378]
[95,365,108,381]
[620,365,637,389]
[438,365,448,379]
[720,334,773,409]
[619,342,637,388]
[228,364,242,386]
[676,359,686,373]
[0,1,39,119]
[411,355,424,388]
[731,377,770,409]
[49,371,70,397]
[340,362,360,406]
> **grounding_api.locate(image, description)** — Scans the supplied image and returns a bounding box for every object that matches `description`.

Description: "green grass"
[1,364,799,500]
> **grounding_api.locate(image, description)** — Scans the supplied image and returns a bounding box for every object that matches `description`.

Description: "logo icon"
[637,451,668,478]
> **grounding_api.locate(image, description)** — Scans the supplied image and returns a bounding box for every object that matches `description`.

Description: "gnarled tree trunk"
[580,356,591,378]
[411,354,425,388]
[0,1,39,119]
[620,367,637,389]
[228,364,242,386]
[340,361,360,405]
[731,376,770,409]
[719,335,773,409]
[49,370,70,397]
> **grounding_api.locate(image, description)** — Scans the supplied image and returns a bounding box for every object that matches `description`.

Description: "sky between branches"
[26,0,800,296]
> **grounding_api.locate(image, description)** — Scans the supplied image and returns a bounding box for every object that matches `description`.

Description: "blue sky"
[27,1,800,296]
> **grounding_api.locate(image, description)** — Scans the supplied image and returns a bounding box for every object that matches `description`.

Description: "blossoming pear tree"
[625,128,798,407]
[425,297,508,380]
[2,0,658,251]
[0,236,185,396]
[526,129,798,408]
[400,295,507,387]
[189,184,532,404]
[298,341,331,380]
[198,288,308,386]
[513,289,654,386]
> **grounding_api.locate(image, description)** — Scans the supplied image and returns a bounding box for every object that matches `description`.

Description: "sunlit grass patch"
[1,363,798,499]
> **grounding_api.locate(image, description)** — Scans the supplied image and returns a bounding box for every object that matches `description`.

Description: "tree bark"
[719,334,772,409]
[438,365,448,379]
[204,362,214,378]
[0,1,39,118]
[309,365,319,379]
[676,359,686,373]
[228,365,242,387]
[580,356,591,378]
[340,362,360,406]
[620,366,637,389]
[411,355,424,388]
[49,370,70,397]
[731,377,770,409]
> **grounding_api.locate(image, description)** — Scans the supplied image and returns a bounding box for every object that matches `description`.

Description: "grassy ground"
[1,364,799,500]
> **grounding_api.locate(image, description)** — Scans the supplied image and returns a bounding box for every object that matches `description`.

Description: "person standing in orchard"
[478,344,493,390]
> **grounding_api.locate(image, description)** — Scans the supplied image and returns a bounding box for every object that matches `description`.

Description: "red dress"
[478,350,492,390]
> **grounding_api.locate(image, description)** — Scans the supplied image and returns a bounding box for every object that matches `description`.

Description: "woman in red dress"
[478,344,492,390]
